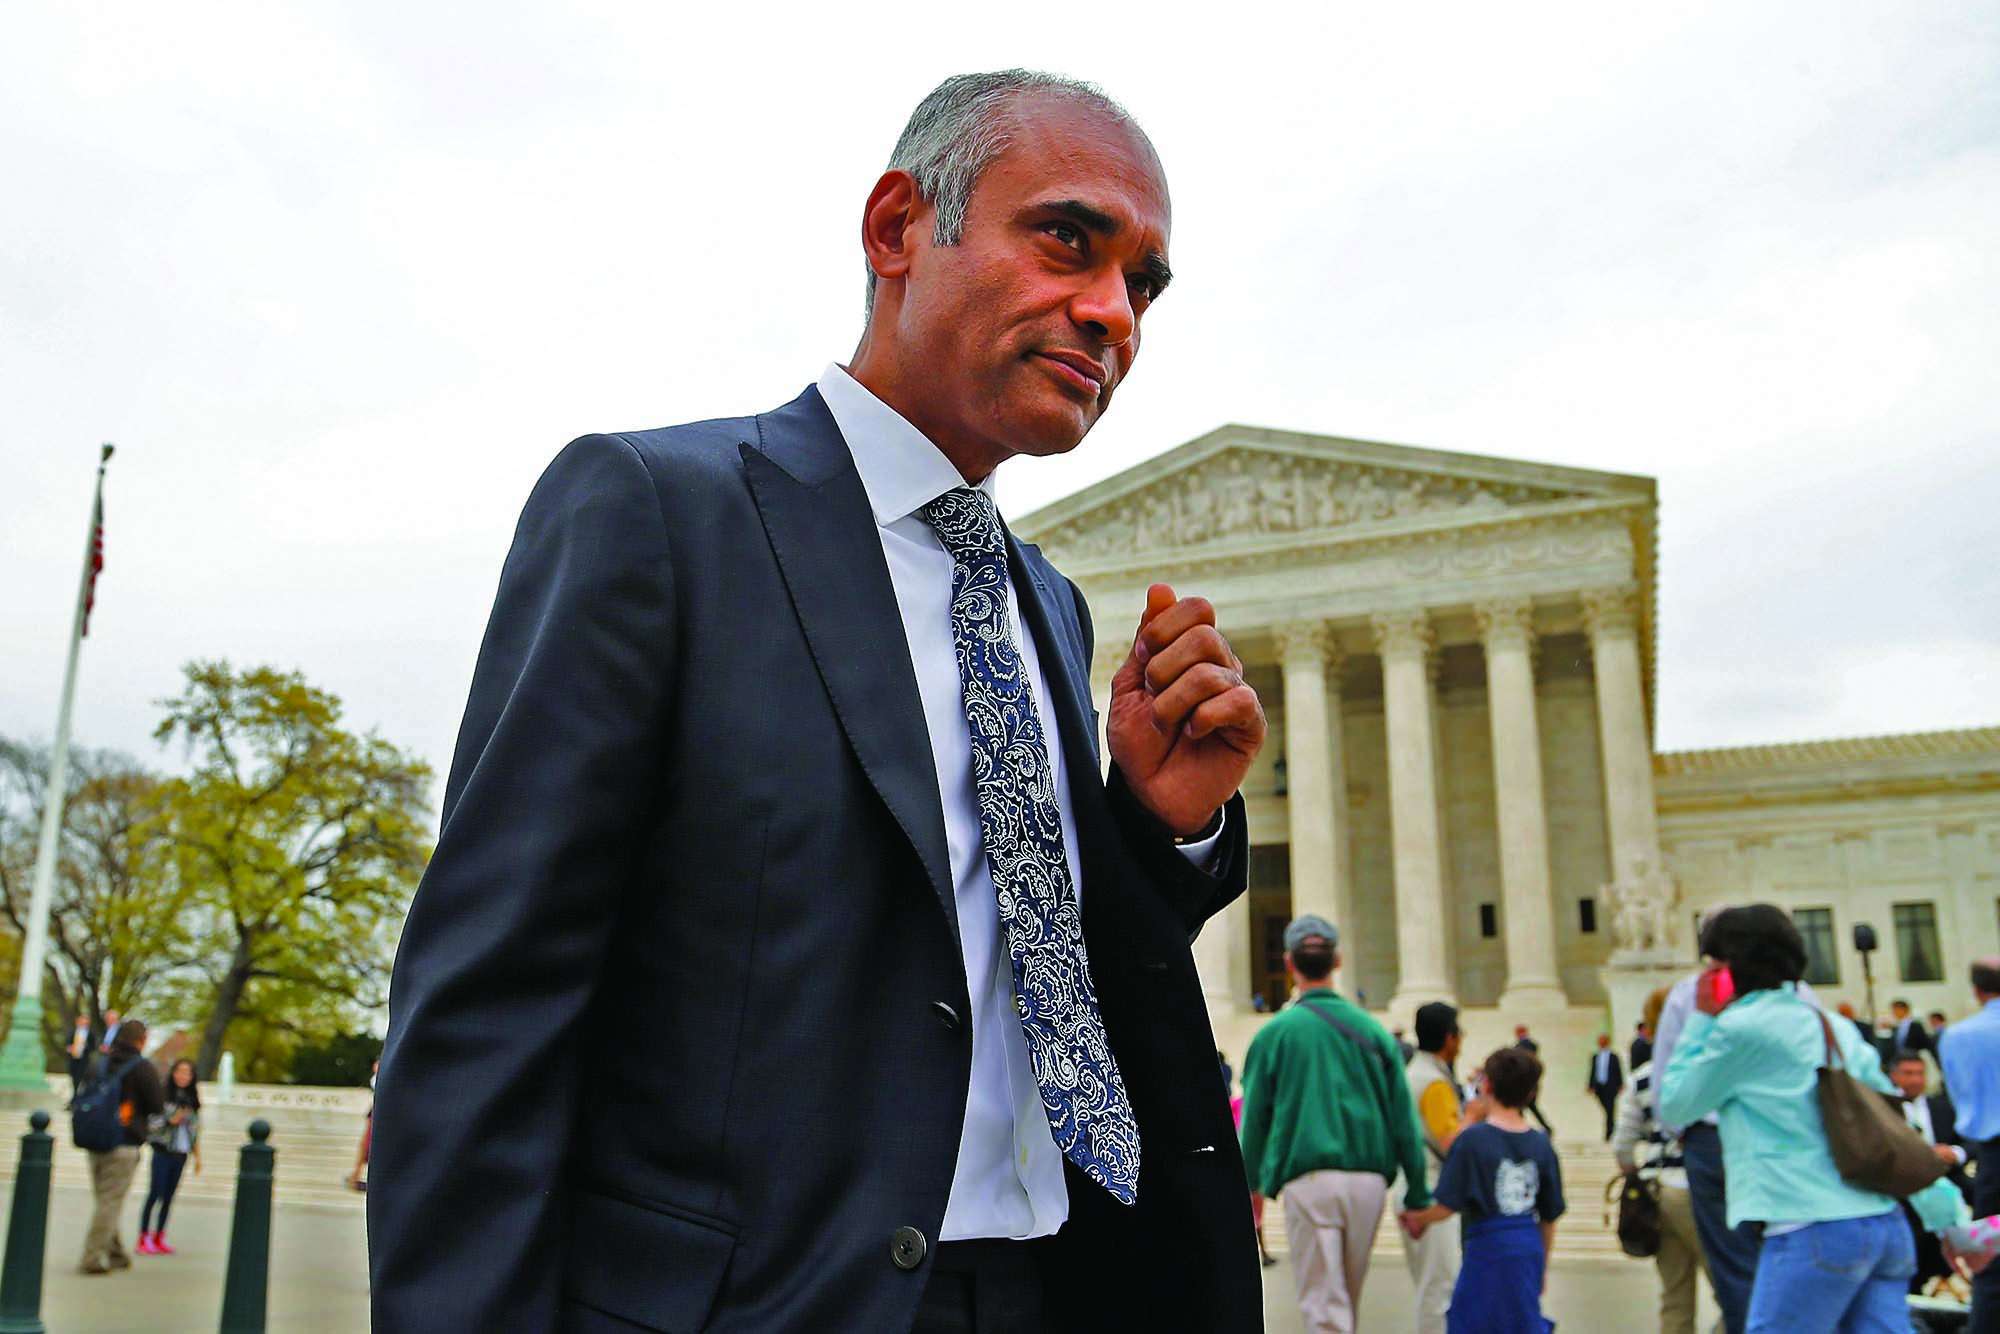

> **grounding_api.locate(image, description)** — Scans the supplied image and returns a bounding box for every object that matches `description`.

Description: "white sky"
[4,3,1997,809]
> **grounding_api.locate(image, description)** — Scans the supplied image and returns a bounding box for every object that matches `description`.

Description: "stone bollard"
[0,1111,52,1334]
[219,1119,274,1334]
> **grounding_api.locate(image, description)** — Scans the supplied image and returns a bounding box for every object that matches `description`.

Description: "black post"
[0,1111,52,1334]
[219,1119,274,1334]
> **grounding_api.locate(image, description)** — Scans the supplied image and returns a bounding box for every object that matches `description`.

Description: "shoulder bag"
[1812,1007,1950,1198]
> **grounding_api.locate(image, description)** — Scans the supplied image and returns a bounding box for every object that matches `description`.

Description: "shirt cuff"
[1173,807,1226,870]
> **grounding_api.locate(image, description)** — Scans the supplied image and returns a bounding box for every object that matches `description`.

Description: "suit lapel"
[1007,535,1127,943]
[1007,537,1096,768]
[743,388,957,946]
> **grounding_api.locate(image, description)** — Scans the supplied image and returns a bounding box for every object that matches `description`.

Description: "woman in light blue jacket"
[1660,904,1968,1332]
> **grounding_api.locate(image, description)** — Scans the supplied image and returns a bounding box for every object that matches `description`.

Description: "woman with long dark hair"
[137,1059,201,1255]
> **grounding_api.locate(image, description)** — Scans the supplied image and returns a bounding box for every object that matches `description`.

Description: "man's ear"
[860,169,925,288]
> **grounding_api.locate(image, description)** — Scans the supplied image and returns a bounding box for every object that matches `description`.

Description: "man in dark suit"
[1585,1033,1624,1141]
[1889,1050,1973,1291]
[1889,999,1933,1058]
[368,71,1268,1333]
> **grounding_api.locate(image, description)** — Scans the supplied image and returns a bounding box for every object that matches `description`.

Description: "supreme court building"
[1014,424,2000,1050]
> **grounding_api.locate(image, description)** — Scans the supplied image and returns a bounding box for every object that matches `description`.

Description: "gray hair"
[864,70,1140,314]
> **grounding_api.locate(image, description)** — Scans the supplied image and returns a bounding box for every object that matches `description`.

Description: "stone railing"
[26,1076,371,1134]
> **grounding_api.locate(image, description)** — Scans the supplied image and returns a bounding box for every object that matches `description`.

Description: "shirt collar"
[816,363,995,529]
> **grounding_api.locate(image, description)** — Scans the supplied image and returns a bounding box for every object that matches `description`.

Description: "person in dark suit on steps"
[368,70,1268,1334]
[1586,1034,1624,1141]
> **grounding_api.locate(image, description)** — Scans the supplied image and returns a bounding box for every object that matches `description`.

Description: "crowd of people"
[1644,908,1998,1332]
[1237,914,1566,1333]
[63,1010,376,1278]
[1234,907,2000,1333]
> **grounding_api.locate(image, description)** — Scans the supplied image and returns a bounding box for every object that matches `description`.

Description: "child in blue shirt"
[1404,1046,1563,1333]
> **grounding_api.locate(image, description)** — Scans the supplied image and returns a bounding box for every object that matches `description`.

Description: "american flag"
[81,492,104,637]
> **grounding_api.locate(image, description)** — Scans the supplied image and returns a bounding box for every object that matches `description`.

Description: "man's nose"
[1070,267,1137,347]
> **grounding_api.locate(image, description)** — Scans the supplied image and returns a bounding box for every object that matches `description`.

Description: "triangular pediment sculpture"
[1019,436,1620,565]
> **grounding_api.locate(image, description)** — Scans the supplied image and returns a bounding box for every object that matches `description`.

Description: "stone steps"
[7,1126,367,1215]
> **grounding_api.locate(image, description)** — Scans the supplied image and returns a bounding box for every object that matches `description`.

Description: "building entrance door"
[1248,845,1294,1012]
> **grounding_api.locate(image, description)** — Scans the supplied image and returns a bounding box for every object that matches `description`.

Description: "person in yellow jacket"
[1403,1001,1488,1334]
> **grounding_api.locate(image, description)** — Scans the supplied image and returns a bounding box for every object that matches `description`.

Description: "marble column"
[1477,598,1568,1008]
[1583,586,1664,886]
[1373,609,1453,1007]
[1276,621,1352,939]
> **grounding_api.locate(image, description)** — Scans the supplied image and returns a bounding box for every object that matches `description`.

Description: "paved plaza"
[26,1178,1713,1333]
[38,1186,368,1331]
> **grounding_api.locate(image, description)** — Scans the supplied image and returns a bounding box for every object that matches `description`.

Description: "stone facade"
[1657,730,2000,1019]
[1017,424,2000,1037]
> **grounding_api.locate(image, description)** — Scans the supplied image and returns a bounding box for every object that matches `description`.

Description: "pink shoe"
[152,1234,176,1255]
[135,1233,158,1255]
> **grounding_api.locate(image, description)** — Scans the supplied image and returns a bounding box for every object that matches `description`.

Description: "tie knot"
[921,487,1006,565]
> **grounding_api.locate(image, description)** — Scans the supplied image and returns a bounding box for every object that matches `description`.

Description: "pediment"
[1016,427,1650,567]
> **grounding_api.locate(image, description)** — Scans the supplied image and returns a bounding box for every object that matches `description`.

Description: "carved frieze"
[1032,449,1573,563]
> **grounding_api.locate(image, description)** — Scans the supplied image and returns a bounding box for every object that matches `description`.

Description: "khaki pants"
[84,1145,141,1269]
[1654,1184,1701,1334]
[1282,1170,1388,1334]
[1399,1207,1461,1334]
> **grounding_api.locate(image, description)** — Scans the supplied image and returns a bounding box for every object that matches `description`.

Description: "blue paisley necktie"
[920,486,1141,1206]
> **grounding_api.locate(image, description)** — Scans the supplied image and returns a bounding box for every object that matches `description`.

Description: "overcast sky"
[5,4,1996,809]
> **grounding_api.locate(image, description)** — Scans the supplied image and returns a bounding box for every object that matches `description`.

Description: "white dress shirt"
[815,364,1220,1241]
[1901,1094,1969,1165]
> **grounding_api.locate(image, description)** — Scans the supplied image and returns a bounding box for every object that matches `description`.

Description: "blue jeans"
[1682,1122,1761,1334]
[139,1147,187,1234]
[1744,1210,1914,1333]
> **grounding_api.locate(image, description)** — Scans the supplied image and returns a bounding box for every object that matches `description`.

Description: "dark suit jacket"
[1926,1092,1975,1199]
[368,388,1259,1332]
[1588,1051,1623,1096]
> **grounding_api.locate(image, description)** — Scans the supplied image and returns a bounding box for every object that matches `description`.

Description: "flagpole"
[0,443,115,1090]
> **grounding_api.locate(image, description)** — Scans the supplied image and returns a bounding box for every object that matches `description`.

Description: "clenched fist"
[1107,583,1267,837]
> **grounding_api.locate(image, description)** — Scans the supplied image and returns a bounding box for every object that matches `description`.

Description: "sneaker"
[78,1259,112,1276]
[153,1235,176,1255]
[135,1233,156,1255]
[105,1251,131,1271]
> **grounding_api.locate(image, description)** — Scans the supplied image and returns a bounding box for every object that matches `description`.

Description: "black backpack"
[71,1053,141,1152]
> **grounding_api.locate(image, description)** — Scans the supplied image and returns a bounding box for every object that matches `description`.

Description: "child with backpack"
[69,1018,164,1275]
[1401,1046,1565,1333]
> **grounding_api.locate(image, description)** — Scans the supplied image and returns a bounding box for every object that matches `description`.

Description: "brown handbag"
[1812,1008,1951,1198]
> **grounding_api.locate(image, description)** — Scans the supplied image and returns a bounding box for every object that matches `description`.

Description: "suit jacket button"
[931,1000,961,1031]
[891,1225,928,1270]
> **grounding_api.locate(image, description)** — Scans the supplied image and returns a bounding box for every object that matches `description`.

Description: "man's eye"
[1046,222,1083,249]
[1128,275,1158,302]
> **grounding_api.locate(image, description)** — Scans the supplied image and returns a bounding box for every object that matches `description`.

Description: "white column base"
[1388,982,1457,1015]
[1496,982,1571,1012]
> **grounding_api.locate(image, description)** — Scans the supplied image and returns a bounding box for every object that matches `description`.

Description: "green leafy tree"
[0,741,188,1059]
[154,662,432,1078]
[288,1031,384,1087]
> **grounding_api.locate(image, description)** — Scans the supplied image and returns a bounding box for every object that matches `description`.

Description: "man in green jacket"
[1240,914,1432,1333]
